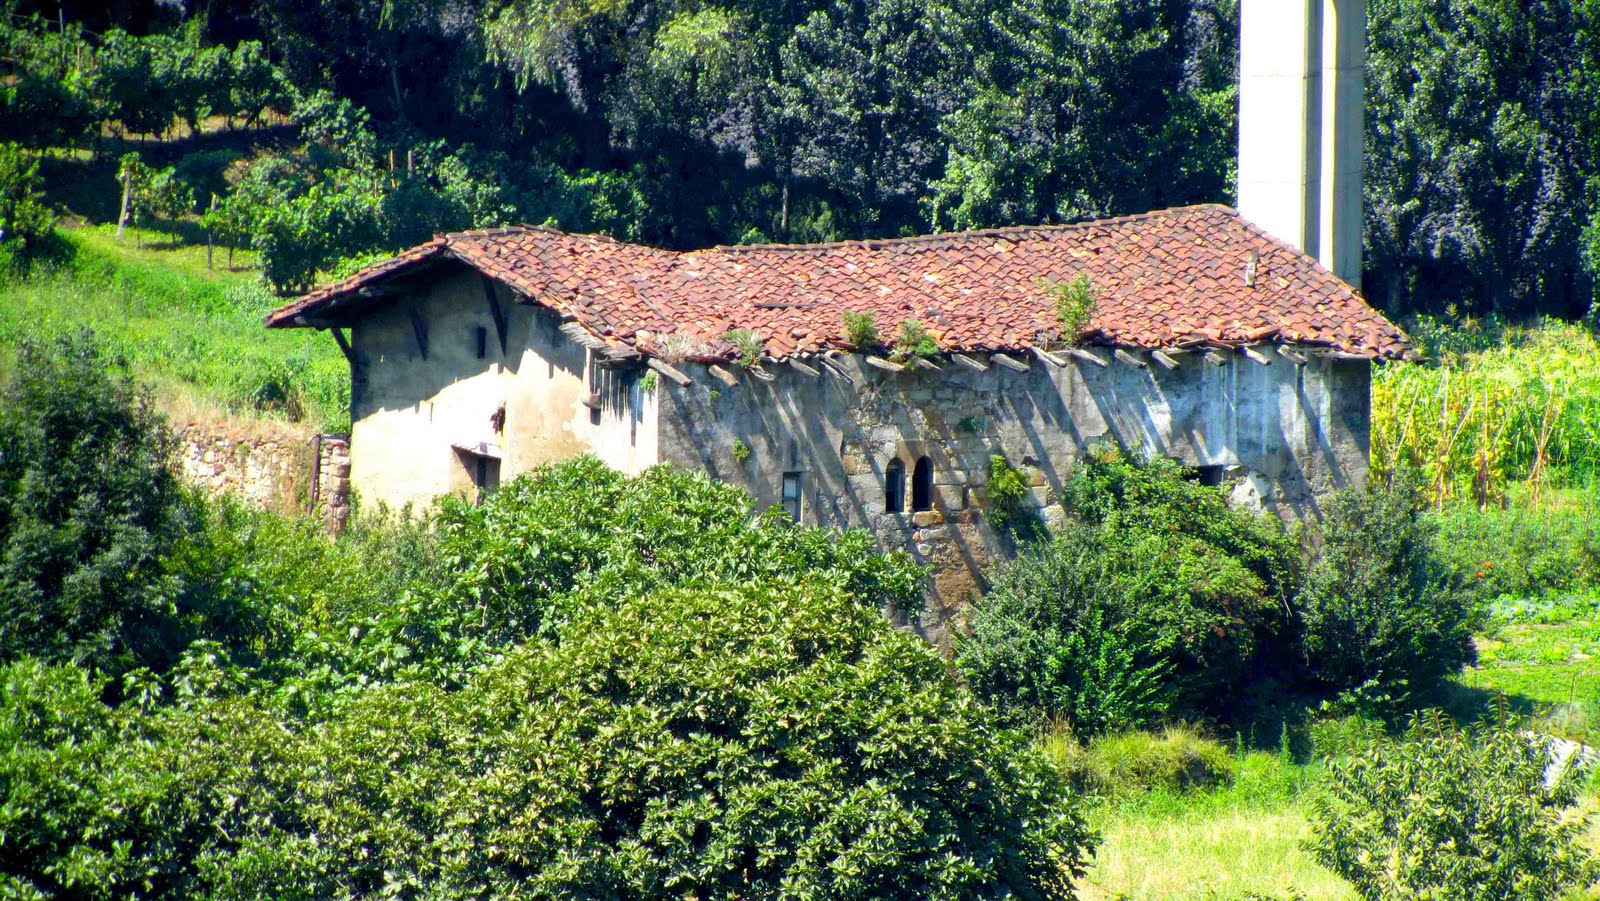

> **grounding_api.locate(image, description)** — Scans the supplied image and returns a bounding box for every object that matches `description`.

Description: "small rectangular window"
[781,472,803,522]
[474,326,488,359]
[1194,465,1225,487]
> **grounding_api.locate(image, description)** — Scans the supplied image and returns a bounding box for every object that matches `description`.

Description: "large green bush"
[3,585,1093,900]
[1308,712,1598,900]
[1297,476,1481,709]
[0,142,52,253]
[0,332,190,679]
[1428,488,1600,600]
[958,449,1299,734]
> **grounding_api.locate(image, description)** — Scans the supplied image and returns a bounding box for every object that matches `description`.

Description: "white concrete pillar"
[1238,0,1321,256]
[1318,0,1365,289]
[1238,0,1364,290]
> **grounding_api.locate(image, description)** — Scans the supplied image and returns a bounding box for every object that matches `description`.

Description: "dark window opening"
[781,472,803,522]
[1193,465,1225,487]
[455,449,501,504]
[885,458,906,513]
[474,326,488,359]
[911,456,933,512]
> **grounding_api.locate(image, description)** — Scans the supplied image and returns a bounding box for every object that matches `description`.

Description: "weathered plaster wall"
[655,350,1370,646]
[348,266,657,510]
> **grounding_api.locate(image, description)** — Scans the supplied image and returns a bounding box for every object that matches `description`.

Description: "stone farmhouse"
[265,0,1400,636]
[265,204,1409,635]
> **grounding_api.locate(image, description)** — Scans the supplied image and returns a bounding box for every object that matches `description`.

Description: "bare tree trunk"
[206,195,217,270]
[116,172,133,241]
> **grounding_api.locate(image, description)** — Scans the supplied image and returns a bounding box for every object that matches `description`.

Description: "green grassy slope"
[1,225,348,432]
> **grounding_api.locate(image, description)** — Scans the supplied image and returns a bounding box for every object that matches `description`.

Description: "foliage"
[842,310,880,347]
[892,318,940,362]
[1047,274,1100,345]
[0,143,52,252]
[1429,487,1600,600]
[1372,320,1600,504]
[1041,723,1235,796]
[985,452,1043,541]
[723,327,763,367]
[960,448,1299,734]
[1308,711,1598,901]
[730,436,752,463]
[0,227,349,431]
[0,331,192,680]
[1297,474,1481,711]
[638,369,658,392]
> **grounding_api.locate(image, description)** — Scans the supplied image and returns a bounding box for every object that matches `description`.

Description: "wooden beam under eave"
[952,353,988,372]
[706,364,740,387]
[1066,347,1109,368]
[992,353,1030,372]
[1241,345,1274,366]
[1150,350,1181,370]
[789,358,822,377]
[1114,348,1148,368]
[1276,345,1308,365]
[328,327,357,367]
[648,358,693,386]
[1204,349,1230,366]
[1029,346,1067,367]
[865,356,905,373]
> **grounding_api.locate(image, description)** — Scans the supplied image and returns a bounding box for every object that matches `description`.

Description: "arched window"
[911,456,933,512]
[885,458,906,513]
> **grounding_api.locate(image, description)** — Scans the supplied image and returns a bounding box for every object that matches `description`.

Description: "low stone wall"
[175,422,351,529]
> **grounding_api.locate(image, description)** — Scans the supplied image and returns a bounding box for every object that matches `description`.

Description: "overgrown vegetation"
[1308,711,1597,900]
[843,310,880,348]
[1047,274,1099,345]
[0,341,1094,899]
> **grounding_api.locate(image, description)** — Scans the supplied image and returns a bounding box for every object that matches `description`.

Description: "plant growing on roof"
[892,319,939,363]
[1044,274,1100,346]
[725,329,764,367]
[655,331,712,365]
[843,311,880,347]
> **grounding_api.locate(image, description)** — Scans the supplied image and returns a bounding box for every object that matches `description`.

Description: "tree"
[0,332,187,679]
[1309,711,1599,900]
[0,142,53,251]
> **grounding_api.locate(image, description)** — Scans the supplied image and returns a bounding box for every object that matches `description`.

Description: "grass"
[1072,586,1600,899]
[0,226,348,432]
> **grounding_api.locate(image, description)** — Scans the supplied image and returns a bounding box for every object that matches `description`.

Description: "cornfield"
[1373,321,1600,507]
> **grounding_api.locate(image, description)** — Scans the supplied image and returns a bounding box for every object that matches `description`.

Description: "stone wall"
[655,347,1372,648]
[176,422,351,529]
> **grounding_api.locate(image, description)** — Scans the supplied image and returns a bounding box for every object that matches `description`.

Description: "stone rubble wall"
[175,422,351,531]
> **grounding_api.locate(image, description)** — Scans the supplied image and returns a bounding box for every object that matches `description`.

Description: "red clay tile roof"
[265,205,1412,361]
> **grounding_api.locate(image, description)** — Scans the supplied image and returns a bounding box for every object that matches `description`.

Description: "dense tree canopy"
[7,0,1600,317]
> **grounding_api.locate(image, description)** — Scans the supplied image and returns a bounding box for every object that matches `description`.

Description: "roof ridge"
[705,204,1239,254]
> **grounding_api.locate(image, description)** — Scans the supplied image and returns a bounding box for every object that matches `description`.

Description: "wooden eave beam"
[480,276,509,354]
[1276,345,1308,365]
[1029,346,1067,367]
[706,364,740,387]
[407,306,429,360]
[952,353,989,372]
[328,327,357,367]
[789,358,822,377]
[1204,349,1230,366]
[1066,347,1109,368]
[1114,348,1148,368]
[648,357,693,386]
[865,356,906,373]
[1150,350,1181,370]
[1241,345,1274,366]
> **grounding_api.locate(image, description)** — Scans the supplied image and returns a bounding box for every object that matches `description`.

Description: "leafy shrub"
[1046,274,1099,345]
[960,448,1298,734]
[724,327,763,366]
[281,583,1094,899]
[1298,474,1480,709]
[1308,711,1598,900]
[0,332,191,679]
[1428,489,1600,599]
[842,309,880,347]
[0,142,52,251]
[328,458,923,688]
[960,526,1172,737]
[986,452,1043,541]
[1042,723,1234,796]
[892,318,939,361]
